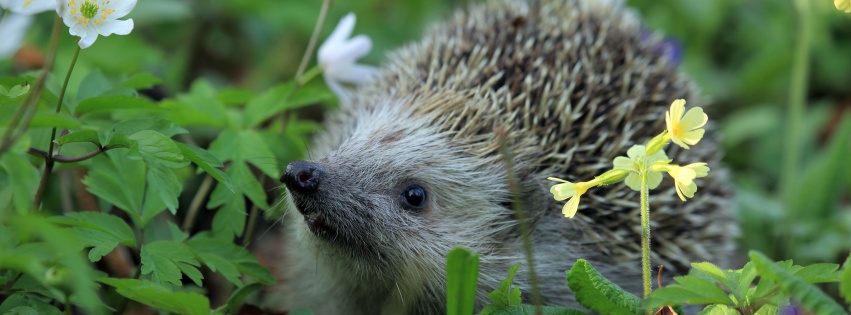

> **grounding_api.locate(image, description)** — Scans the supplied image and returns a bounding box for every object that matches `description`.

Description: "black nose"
[281,160,324,195]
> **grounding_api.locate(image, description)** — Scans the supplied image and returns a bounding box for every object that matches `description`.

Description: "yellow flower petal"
[550,182,577,201]
[562,196,581,218]
[665,99,708,149]
[684,162,710,178]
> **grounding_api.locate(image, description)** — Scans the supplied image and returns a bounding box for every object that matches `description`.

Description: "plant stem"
[781,0,812,256]
[496,129,543,315]
[640,162,652,303]
[295,0,331,83]
[182,175,214,232]
[32,46,81,211]
[0,15,63,156]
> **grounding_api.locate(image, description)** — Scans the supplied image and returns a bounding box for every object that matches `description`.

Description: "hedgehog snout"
[281,160,324,195]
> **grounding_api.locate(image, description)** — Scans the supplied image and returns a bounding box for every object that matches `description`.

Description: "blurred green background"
[4,0,850,278]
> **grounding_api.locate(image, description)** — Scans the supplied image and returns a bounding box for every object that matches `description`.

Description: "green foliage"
[842,253,851,304]
[482,263,587,315]
[647,251,848,315]
[446,247,479,315]
[566,259,641,315]
[100,278,211,315]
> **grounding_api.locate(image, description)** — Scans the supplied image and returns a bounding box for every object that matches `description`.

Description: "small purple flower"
[782,305,805,315]
[640,29,683,66]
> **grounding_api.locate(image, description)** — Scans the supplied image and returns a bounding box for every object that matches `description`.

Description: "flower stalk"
[32,45,81,210]
[639,162,651,302]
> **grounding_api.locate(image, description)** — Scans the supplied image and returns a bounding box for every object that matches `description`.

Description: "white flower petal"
[107,0,137,18]
[68,22,86,36]
[77,30,98,48]
[0,12,33,58]
[320,13,355,52]
[323,73,351,106]
[3,0,56,14]
[98,18,133,36]
[331,64,379,84]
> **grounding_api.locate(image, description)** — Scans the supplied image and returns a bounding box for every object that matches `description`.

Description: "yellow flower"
[547,177,600,218]
[837,0,851,13]
[665,99,708,149]
[612,145,669,191]
[651,162,709,201]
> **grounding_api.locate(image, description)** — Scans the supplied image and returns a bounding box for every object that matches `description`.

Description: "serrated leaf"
[670,276,733,304]
[56,130,100,145]
[51,212,136,262]
[185,234,275,286]
[144,164,182,214]
[698,304,737,315]
[177,143,233,192]
[119,72,162,90]
[140,241,202,287]
[791,263,841,283]
[128,130,186,168]
[735,262,757,301]
[691,262,736,291]
[749,251,846,315]
[486,264,522,308]
[754,305,779,315]
[75,96,160,116]
[446,247,479,315]
[567,259,642,315]
[480,305,589,315]
[100,278,210,315]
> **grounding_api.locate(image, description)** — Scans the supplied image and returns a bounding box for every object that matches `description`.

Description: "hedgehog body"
[273,0,736,313]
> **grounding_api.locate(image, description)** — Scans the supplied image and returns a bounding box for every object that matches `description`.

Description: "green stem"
[182,175,215,232]
[640,162,652,303]
[32,46,81,210]
[781,0,812,256]
[295,0,331,84]
[497,129,543,315]
[298,66,323,86]
[0,15,63,156]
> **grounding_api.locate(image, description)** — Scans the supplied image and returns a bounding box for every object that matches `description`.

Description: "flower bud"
[596,169,629,185]
[644,131,668,156]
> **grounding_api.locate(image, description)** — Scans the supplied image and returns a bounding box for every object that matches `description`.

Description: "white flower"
[0,0,57,14]
[318,13,380,106]
[0,13,33,58]
[0,0,57,59]
[60,0,136,49]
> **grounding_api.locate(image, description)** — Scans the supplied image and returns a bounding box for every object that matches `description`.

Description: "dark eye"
[401,185,427,210]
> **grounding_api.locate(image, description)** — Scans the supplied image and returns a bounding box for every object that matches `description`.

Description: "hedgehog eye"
[400,185,427,210]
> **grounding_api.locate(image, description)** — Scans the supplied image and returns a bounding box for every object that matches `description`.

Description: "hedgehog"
[269,0,737,313]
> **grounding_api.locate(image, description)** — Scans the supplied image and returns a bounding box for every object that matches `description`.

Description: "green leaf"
[446,247,479,315]
[735,262,758,301]
[177,143,233,191]
[185,234,275,286]
[0,293,62,315]
[144,164,182,215]
[76,71,114,104]
[481,305,589,315]
[110,118,188,138]
[217,87,254,105]
[838,253,850,305]
[29,113,82,129]
[119,72,162,90]
[487,264,522,308]
[0,153,39,214]
[0,216,104,314]
[55,130,100,146]
[128,130,186,168]
[50,212,136,262]
[242,81,332,128]
[698,304,737,315]
[791,263,841,283]
[100,278,210,315]
[749,250,846,315]
[75,96,160,116]
[566,259,642,315]
[225,283,264,314]
[140,241,202,287]
[691,262,736,291]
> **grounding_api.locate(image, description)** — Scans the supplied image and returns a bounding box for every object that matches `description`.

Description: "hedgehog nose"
[281,160,324,195]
